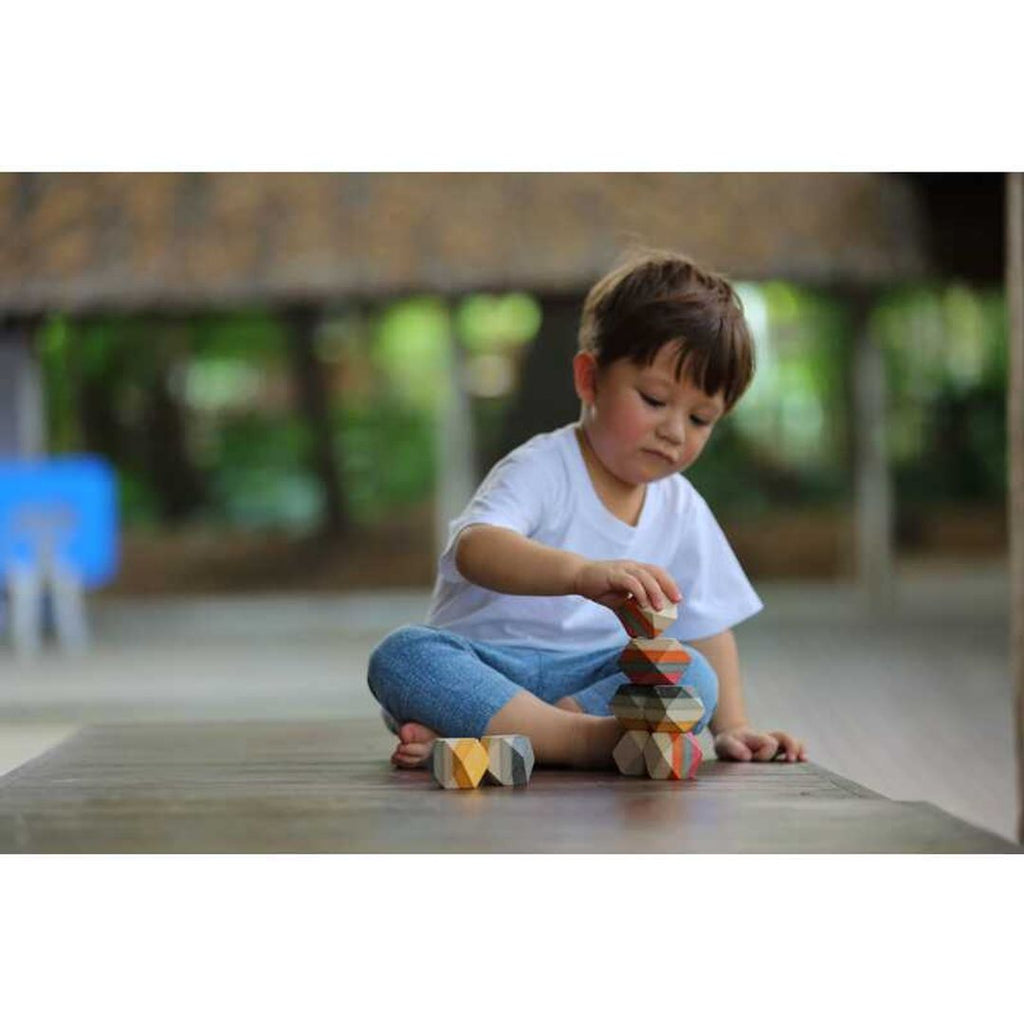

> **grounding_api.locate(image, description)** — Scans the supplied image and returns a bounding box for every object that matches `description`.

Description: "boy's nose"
[656,414,685,445]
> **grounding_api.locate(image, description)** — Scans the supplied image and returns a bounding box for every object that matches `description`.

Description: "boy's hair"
[578,249,755,410]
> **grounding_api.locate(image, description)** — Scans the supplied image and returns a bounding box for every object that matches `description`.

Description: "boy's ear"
[572,351,599,405]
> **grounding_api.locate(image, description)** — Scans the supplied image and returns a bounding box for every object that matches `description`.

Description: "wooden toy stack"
[430,734,535,790]
[611,596,704,781]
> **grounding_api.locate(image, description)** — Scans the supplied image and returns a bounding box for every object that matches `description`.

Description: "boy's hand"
[714,726,807,763]
[573,559,681,612]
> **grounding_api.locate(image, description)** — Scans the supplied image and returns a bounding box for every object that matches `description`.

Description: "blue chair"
[0,456,118,654]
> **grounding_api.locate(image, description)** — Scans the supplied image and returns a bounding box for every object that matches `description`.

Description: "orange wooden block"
[618,637,691,685]
[644,732,702,780]
[614,595,678,639]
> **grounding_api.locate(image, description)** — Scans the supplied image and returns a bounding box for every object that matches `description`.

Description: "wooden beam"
[1007,173,1024,844]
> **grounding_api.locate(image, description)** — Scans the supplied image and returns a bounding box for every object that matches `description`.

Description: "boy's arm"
[688,629,806,762]
[688,629,748,733]
[455,524,679,609]
[455,524,586,596]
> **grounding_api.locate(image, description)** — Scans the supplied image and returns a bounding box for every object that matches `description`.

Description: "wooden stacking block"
[614,595,678,639]
[618,637,691,686]
[611,683,704,733]
[430,738,489,790]
[612,730,649,776]
[644,686,704,733]
[609,685,648,730]
[644,732,702,780]
[481,735,535,787]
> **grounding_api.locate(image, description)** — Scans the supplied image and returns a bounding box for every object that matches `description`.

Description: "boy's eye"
[690,415,710,427]
[639,392,665,408]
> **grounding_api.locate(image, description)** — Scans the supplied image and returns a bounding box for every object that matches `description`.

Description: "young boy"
[367,250,806,770]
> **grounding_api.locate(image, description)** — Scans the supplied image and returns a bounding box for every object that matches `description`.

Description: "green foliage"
[455,293,541,353]
[694,283,852,514]
[190,311,289,361]
[371,297,450,410]
[36,281,1007,535]
[38,313,77,452]
[337,407,436,524]
[876,284,1006,503]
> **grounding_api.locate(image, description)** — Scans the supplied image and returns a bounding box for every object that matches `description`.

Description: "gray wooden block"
[481,734,534,787]
[612,730,649,776]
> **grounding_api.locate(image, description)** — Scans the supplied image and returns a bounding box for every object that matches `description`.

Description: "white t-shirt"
[426,423,763,650]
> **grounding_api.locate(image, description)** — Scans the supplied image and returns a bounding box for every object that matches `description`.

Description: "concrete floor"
[0,559,1017,842]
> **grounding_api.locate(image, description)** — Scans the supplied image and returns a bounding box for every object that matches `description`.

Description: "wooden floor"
[0,719,1017,853]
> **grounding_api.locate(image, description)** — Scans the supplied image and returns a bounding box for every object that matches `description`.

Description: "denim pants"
[366,624,719,739]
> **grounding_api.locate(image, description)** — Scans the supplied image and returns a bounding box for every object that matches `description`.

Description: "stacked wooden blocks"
[430,734,535,790]
[610,595,704,781]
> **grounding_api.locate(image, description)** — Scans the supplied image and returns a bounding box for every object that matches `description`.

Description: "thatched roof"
[0,173,931,314]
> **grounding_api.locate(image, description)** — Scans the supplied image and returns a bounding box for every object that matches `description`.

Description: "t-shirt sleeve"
[437,444,557,584]
[669,488,763,640]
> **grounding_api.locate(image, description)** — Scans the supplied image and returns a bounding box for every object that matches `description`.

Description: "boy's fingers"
[652,567,682,604]
[715,735,752,762]
[770,732,802,762]
[620,573,649,607]
[776,737,796,762]
[632,568,666,609]
[749,733,780,762]
[618,569,651,606]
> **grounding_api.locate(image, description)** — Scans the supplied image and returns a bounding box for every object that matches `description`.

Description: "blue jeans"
[366,625,719,739]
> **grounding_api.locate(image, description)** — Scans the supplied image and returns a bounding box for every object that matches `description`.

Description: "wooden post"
[285,305,347,538]
[850,292,895,610]
[0,318,45,458]
[435,300,476,557]
[1007,173,1024,844]
[497,294,583,462]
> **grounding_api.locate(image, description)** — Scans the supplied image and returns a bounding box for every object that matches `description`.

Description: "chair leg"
[51,567,89,653]
[7,565,43,659]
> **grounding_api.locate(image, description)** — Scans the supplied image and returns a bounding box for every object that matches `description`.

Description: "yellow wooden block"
[430,738,489,789]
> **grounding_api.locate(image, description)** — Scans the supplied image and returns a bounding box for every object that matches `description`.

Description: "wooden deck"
[0,719,1017,853]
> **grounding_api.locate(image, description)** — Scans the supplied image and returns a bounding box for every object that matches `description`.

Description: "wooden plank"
[1008,172,1024,844]
[0,720,1016,854]
[0,174,931,315]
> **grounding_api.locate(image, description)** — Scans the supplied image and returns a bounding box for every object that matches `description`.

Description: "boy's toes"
[399,722,439,745]
[392,746,430,769]
[391,722,440,769]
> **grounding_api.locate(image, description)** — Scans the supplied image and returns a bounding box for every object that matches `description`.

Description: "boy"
[368,250,806,770]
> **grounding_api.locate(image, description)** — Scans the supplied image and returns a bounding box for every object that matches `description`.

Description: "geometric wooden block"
[612,730,649,776]
[614,595,678,639]
[644,686,704,733]
[481,734,535,787]
[610,683,703,732]
[609,686,648,731]
[618,637,691,686]
[430,738,489,789]
[643,732,702,780]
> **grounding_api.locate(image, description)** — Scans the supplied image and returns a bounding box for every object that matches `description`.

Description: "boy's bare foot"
[391,722,438,769]
[389,704,622,772]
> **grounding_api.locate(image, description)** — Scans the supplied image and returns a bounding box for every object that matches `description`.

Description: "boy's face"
[573,344,726,486]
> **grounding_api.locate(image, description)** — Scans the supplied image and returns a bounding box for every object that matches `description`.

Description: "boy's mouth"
[642,448,677,466]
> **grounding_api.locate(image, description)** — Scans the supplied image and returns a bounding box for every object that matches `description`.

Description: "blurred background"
[0,172,1016,839]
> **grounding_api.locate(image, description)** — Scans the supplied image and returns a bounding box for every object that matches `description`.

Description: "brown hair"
[578,249,755,410]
